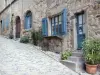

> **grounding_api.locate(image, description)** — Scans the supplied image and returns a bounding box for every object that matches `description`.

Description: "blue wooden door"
[76,14,85,49]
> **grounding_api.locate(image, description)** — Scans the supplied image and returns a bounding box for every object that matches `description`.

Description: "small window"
[25,11,32,29]
[51,14,62,36]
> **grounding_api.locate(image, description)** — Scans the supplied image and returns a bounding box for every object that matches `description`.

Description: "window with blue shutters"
[51,14,62,36]
[25,11,32,29]
[51,8,67,36]
[42,18,48,36]
[62,8,67,35]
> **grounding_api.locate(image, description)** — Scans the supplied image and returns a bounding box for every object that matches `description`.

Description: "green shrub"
[9,34,13,39]
[83,39,100,65]
[61,51,72,60]
[20,36,29,43]
[31,30,43,46]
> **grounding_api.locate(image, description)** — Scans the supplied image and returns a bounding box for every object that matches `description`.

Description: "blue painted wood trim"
[42,18,48,36]
[62,8,67,35]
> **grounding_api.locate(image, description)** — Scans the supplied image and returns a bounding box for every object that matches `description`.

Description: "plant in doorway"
[83,39,100,74]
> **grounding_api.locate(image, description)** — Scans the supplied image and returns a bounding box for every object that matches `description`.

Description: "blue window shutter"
[24,17,26,29]
[42,18,48,36]
[27,16,31,29]
[30,15,32,28]
[6,18,8,27]
[27,16,30,29]
[25,15,32,29]
[26,17,29,29]
[6,15,10,28]
[3,19,5,31]
[54,18,56,36]
[62,8,67,35]
[7,15,10,27]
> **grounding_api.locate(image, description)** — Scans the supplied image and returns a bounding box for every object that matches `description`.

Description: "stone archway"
[15,16,21,38]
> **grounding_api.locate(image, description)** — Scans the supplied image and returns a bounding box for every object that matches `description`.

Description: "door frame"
[73,11,86,50]
[15,16,21,38]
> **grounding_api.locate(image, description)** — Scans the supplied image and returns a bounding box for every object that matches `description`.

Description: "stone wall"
[87,3,100,38]
[0,0,14,13]
[0,0,5,12]
[0,0,100,52]
[45,0,95,51]
[0,0,47,39]
[42,36,62,53]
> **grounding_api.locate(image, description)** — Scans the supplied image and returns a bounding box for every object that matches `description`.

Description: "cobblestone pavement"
[0,36,78,75]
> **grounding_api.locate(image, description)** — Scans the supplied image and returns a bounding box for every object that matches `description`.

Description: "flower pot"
[85,63,98,74]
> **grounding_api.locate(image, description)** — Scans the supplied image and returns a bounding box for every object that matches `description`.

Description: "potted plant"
[83,39,100,74]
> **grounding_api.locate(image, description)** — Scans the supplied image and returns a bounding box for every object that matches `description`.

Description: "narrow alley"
[0,36,78,75]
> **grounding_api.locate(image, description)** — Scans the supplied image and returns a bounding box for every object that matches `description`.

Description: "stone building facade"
[0,0,47,38]
[0,0,100,52]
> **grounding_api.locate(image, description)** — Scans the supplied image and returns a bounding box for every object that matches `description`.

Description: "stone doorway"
[15,16,21,38]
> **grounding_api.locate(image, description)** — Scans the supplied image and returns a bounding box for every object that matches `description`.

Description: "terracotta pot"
[85,63,98,74]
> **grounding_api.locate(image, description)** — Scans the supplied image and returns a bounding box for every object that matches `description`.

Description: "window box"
[44,36,63,40]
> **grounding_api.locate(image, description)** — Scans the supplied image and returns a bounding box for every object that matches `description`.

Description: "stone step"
[60,60,84,73]
[72,51,83,57]
[60,50,85,73]
[67,56,84,62]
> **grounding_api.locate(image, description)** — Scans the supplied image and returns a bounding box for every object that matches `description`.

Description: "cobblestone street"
[0,36,78,75]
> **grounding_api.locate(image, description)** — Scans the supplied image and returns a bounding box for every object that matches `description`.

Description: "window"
[5,15,10,29]
[42,18,48,36]
[51,14,62,35]
[76,12,85,49]
[25,11,32,29]
[76,12,85,35]
[42,8,67,37]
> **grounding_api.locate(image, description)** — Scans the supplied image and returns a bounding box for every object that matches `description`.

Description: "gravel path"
[0,36,78,75]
